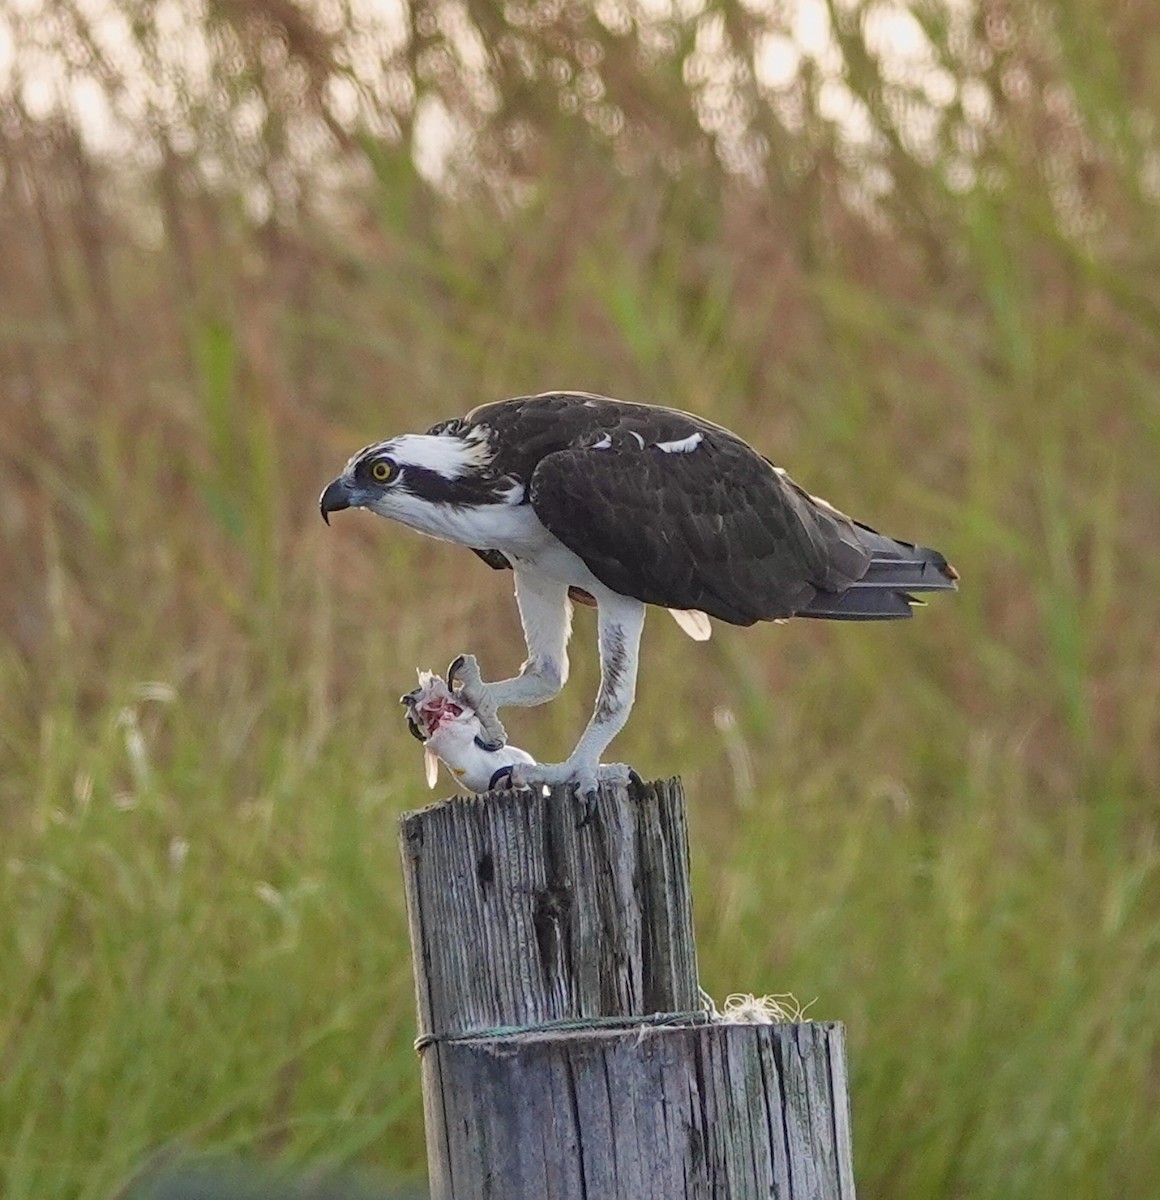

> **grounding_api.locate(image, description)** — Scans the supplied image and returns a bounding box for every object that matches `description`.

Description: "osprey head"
[319,441,403,524]
[319,430,508,526]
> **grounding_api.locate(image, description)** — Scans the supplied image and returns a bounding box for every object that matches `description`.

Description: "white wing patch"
[808,490,842,516]
[668,608,712,640]
[655,431,703,454]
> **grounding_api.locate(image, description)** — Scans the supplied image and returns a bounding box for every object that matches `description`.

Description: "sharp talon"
[405,714,426,743]
[488,765,515,791]
[576,787,599,829]
[628,768,643,789]
[474,734,504,753]
[447,654,466,687]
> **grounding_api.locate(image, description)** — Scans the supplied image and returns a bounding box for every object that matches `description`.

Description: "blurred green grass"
[1,2,1159,1198]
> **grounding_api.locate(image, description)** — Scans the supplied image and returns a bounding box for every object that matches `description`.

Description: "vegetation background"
[1,0,1158,1196]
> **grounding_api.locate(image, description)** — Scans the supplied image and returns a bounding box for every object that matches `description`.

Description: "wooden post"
[399,777,856,1200]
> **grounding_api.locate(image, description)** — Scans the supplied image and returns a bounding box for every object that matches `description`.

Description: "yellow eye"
[371,459,396,482]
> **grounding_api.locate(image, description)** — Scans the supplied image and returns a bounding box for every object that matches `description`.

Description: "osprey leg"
[509,592,646,801]
[448,572,573,748]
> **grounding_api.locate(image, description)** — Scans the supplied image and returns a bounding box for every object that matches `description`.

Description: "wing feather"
[528,431,871,625]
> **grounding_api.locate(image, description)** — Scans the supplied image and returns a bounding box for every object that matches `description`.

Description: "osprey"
[320,391,957,801]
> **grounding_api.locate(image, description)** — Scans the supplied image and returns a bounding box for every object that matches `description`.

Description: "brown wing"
[528,431,871,625]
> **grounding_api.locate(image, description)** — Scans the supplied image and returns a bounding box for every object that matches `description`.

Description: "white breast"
[377,488,614,596]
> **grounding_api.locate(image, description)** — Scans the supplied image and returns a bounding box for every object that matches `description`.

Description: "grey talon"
[576,787,599,829]
[447,654,467,687]
[474,734,504,752]
[400,690,426,742]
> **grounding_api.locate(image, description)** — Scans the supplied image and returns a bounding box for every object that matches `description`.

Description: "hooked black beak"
[319,477,352,525]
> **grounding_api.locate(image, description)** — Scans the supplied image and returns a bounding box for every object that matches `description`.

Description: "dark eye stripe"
[396,465,519,506]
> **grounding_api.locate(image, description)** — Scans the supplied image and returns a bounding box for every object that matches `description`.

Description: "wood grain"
[399,777,700,1042]
[424,1021,856,1200]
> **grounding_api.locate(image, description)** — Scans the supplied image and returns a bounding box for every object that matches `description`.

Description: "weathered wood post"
[399,777,856,1199]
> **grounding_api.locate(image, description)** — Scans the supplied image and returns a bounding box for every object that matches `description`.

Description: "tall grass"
[1,2,1159,1197]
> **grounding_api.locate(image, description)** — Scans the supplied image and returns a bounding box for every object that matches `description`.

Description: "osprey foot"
[447,653,507,750]
[508,761,643,827]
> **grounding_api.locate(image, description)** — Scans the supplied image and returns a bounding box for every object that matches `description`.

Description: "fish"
[401,671,536,792]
